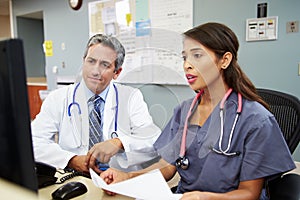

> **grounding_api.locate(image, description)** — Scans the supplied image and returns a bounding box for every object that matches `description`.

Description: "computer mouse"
[51,181,88,200]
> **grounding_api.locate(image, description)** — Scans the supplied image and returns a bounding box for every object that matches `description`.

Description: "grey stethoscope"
[176,88,242,170]
[67,82,119,147]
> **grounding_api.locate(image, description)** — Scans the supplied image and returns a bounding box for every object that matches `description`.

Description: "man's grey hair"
[83,34,125,71]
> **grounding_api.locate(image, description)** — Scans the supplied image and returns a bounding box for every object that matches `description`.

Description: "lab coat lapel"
[76,82,89,148]
[103,83,117,140]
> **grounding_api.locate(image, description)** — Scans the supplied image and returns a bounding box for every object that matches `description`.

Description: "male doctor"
[31,34,161,174]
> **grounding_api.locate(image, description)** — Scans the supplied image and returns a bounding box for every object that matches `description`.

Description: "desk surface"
[38,174,134,200]
[0,174,134,200]
[1,161,299,199]
[1,178,40,200]
[27,77,47,86]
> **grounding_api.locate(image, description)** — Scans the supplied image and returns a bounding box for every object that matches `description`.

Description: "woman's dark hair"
[184,22,269,109]
[83,34,125,71]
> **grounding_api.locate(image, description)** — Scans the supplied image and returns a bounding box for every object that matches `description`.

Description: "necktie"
[89,95,103,149]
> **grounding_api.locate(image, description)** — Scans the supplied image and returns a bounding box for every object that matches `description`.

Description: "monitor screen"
[0,38,38,192]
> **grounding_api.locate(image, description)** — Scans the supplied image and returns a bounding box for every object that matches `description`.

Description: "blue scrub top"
[154,92,296,195]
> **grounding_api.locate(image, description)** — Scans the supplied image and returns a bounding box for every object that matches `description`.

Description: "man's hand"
[85,138,123,173]
[67,155,89,173]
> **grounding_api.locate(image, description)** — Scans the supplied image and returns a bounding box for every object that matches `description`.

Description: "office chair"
[256,88,300,154]
[256,88,300,200]
[268,173,300,200]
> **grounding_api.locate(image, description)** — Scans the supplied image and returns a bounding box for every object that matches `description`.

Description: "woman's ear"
[221,52,232,69]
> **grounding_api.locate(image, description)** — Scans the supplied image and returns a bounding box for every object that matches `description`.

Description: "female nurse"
[100,22,296,200]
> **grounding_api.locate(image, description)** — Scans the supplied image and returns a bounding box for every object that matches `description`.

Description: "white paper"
[149,0,193,33]
[102,6,116,24]
[90,169,182,200]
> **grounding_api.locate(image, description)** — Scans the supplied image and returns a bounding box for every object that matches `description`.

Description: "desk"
[1,162,299,199]
[0,176,133,200]
[38,174,134,200]
[0,178,40,200]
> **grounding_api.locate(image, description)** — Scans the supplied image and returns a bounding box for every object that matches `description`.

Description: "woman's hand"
[100,168,131,196]
[180,191,205,200]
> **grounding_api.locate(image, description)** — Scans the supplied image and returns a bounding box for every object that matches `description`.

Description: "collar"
[82,80,110,103]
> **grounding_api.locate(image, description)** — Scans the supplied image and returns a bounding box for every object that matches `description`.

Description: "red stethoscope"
[175,88,242,170]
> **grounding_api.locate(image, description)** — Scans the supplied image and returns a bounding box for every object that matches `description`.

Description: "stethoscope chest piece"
[111,131,118,138]
[176,156,189,170]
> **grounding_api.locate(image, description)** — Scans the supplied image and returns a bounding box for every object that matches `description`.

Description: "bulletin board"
[88,0,193,85]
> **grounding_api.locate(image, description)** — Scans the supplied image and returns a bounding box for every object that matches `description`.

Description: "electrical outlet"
[286,21,299,33]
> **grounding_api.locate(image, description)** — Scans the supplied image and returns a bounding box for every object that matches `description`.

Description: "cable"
[56,171,91,184]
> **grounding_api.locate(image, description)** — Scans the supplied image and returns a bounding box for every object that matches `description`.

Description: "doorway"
[16,11,45,77]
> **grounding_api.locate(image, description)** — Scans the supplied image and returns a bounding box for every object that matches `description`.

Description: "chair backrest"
[268,173,300,200]
[256,88,300,154]
[257,89,300,200]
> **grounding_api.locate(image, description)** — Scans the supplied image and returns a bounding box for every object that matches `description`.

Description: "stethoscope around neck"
[67,82,119,147]
[175,88,242,170]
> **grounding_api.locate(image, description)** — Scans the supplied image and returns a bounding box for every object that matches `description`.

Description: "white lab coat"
[31,81,161,171]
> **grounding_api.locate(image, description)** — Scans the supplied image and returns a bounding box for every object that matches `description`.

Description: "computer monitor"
[0,38,38,192]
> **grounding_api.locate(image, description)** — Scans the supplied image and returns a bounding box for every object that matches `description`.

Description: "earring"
[221,65,227,69]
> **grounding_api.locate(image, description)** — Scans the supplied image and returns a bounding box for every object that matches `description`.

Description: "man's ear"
[113,67,122,79]
[221,52,232,69]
